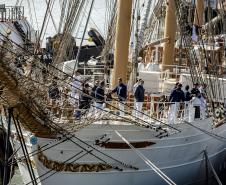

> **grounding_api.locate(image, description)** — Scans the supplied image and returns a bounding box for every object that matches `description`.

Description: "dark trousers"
[194,106,200,118]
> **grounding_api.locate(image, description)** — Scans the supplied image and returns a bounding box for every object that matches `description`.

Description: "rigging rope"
[26,0,34,28]
[115,130,176,185]
[25,150,84,185]
[183,121,226,142]
[37,0,54,50]
[41,0,56,44]
[54,0,84,65]
[31,0,39,31]
[173,0,222,116]
[0,32,181,133]
[13,114,38,185]
[72,0,95,73]
[0,38,163,176]
[45,0,58,33]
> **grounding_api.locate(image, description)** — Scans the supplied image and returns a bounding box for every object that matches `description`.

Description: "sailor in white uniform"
[189,83,201,122]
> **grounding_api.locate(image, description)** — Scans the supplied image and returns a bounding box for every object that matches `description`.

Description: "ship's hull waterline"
[7,119,226,185]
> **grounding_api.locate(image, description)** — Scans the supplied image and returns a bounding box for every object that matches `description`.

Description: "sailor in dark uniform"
[111,78,127,116]
[168,83,185,124]
[94,81,105,114]
[184,85,192,120]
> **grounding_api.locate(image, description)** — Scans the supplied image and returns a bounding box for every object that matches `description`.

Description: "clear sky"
[1,0,108,45]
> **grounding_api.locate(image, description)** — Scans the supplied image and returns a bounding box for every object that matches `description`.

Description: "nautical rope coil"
[213,103,226,127]
[37,146,112,172]
[0,59,54,137]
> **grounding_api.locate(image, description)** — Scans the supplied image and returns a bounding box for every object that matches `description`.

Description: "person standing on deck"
[168,83,185,124]
[95,81,105,113]
[133,79,142,94]
[111,78,127,116]
[199,83,207,119]
[191,83,200,97]
[190,83,201,120]
[132,79,142,116]
[90,80,99,111]
[71,70,82,102]
[137,57,145,72]
[184,85,192,121]
[78,83,92,118]
[91,80,99,98]
[134,80,145,118]
[71,70,82,118]
[48,77,60,106]
[171,82,179,92]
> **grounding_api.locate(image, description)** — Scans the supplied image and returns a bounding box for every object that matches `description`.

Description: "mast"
[194,0,204,27]
[162,0,177,71]
[111,0,132,87]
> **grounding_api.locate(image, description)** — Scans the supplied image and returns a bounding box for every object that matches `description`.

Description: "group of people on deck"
[91,77,146,118]
[48,69,207,123]
[168,82,207,124]
[67,70,146,119]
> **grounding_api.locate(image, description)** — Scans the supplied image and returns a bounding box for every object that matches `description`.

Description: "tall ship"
[0,0,226,185]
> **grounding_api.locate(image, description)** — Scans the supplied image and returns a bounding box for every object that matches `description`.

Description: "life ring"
[30,135,38,145]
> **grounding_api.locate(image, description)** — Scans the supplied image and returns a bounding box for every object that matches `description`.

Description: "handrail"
[53,96,192,125]
[62,64,105,76]
[142,63,226,72]
[105,100,186,121]
[0,5,24,22]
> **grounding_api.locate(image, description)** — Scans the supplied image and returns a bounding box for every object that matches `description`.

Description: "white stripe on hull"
[7,119,226,185]
[18,149,226,185]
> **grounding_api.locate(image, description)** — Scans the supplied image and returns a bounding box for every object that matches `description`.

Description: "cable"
[72,0,95,72]
[115,130,176,185]
[44,0,57,33]
[12,113,37,185]
[26,0,34,28]
[37,0,54,49]
[14,102,139,171]
[31,0,39,31]
[0,55,139,174]
[54,0,84,65]
[174,0,218,115]
[0,34,181,133]
[26,150,84,185]
[183,120,226,142]
[9,135,74,166]
[0,49,156,133]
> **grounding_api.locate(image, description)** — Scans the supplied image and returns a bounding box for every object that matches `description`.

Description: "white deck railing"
[105,101,187,122]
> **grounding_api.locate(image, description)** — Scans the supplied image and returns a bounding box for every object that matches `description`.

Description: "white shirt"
[72,75,82,90]
[133,82,139,94]
[138,62,145,72]
[71,75,82,99]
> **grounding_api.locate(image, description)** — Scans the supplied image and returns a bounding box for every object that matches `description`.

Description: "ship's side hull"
[8,119,226,185]
[32,149,226,185]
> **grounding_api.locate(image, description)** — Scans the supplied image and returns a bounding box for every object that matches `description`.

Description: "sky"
[1,0,108,45]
